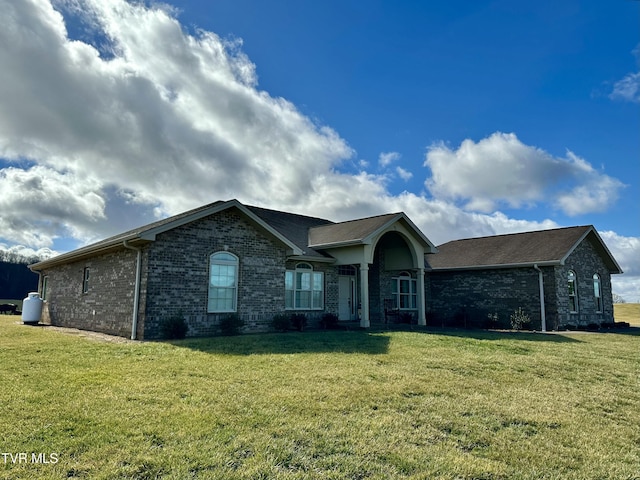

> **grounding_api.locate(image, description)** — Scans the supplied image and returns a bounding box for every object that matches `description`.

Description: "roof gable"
[426,225,622,273]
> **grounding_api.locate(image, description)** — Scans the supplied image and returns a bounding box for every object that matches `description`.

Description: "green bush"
[271,313,290,332]
[219,313,244,336]
[159,313,188,339]
[320,313,340,330]
[290,313,307,332]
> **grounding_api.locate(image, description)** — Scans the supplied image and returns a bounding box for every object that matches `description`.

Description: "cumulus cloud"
[424,132,624,216]
[0,166,105,247]
[0,0,353,225]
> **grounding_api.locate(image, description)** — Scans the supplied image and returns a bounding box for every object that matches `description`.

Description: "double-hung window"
[208,252,238,313]
[285,263,324,310]
[568,270,578,313]
[392,273,417,310]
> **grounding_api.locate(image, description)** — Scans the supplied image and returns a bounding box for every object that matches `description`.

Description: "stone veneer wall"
[551,236,615,327]
[428,267,543,329]
[39,249,138,337]
[142,208,290,339]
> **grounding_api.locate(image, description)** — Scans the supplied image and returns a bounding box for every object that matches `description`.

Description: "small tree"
[510,307,531,331]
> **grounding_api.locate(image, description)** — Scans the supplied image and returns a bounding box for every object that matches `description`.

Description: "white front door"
[338,276,356,320]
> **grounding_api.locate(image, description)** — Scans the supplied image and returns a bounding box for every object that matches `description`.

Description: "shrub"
[271,313,290,332]
[290,313,307,332]
[486,312,499,329]
[219,313,244,336]
[510,307,531,330]
[159,313,188,339]
[320,313,340,330]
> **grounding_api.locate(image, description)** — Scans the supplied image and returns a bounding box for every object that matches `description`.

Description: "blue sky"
[0,0,638,300]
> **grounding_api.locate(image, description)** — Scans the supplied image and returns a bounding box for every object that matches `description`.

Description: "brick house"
[426,226,622,330]
[30,199,437,339]
[29,200,622,339]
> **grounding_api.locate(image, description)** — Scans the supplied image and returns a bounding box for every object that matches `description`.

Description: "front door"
[338,276,356,320]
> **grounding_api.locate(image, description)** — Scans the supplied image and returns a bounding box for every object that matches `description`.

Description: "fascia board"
[428,260,560,272]
[559,226,623,274]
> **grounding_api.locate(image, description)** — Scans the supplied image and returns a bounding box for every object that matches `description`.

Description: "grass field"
[1,316,639,479]
[614,303,640,326]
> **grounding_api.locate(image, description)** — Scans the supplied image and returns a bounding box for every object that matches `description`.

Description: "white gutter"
[533,264,547,332]
[123,241,142,340]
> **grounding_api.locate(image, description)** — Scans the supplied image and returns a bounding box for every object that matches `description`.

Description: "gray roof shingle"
[426,225,622,273]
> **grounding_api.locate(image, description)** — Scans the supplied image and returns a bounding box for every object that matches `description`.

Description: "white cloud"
[0,166,105,248]
[600,231,640,302]
[379,151,401,167]
[609,72,640,103]
[424,132,624,216]
[609,44,640,104]
[396,166,413,181]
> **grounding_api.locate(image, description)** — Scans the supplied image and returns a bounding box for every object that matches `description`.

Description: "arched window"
[208,252,238,313]
[285,263,324,310]
[593,273,602,313]
[568,270,578,313]
[392,272,417,310]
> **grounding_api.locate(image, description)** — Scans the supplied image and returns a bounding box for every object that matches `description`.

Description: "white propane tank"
[22,292,43,325]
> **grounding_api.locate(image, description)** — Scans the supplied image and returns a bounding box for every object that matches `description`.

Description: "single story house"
[29,199,622,339]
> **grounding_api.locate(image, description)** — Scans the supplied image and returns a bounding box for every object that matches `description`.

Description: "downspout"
[123,240,142,340]
[533,264,547,332]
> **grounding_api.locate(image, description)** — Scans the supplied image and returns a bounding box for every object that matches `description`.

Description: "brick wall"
[142,208,290,338]
[551,236,615,327]
[428,267,543,329]
[39,249,138,337]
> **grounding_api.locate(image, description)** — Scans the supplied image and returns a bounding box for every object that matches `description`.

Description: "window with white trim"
[42,275,49,301]
[391,272,417,310]
[208,252,238,313]
[285,263,324,310]
[568,270,578,313]
[593,273,602,313]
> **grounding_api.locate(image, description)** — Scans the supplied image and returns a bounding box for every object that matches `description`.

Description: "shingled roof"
[426,225,622,273]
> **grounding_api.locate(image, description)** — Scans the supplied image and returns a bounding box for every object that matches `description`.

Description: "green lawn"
[1,316,639,479]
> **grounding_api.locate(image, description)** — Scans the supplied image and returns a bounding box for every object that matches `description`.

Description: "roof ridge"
[246,204,335,224]
[441,225,592,244]
[315,211,402,228]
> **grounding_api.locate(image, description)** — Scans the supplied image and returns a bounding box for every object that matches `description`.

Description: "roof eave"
[428,260,561,272]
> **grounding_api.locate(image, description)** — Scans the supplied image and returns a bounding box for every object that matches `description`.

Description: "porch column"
[417,267,426,326]
[360,263,370,328]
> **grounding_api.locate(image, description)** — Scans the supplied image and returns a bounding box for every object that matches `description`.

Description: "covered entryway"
[308,212,437,328]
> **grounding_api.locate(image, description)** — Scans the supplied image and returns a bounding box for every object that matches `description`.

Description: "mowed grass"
[614,303,640,326]
[1,317,639,479]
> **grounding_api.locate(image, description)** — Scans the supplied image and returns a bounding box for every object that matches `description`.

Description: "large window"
[392,272,417,310]
[568,270,578,313]
[285,263,324,310]
[593,273,602,313]
[208,252,238,313]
